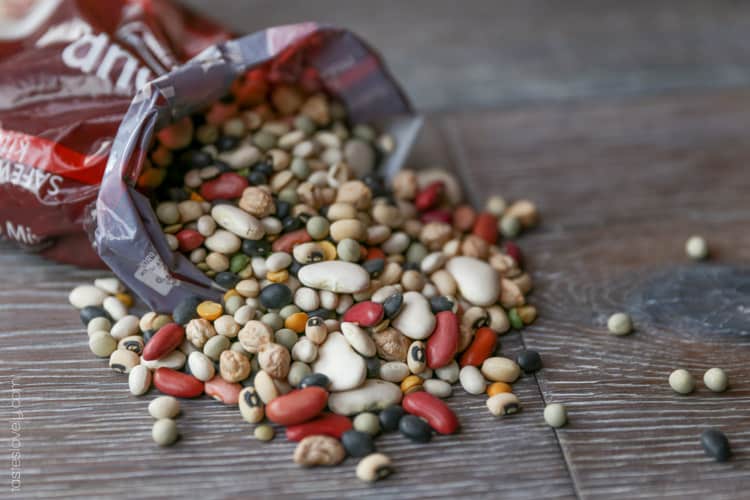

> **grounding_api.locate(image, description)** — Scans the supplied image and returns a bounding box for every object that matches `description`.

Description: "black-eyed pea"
[109,348,140,374]
[487,392,521,416]
[188,351,215,382]
[356,453,393,482]
[407,341,426,374]
[305,316,328,345]
[118,335,144,355]
[487,305,510,334]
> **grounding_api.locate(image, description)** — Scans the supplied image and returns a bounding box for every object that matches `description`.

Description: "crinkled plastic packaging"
[0,2,421,311]
[0,0,230,266]
[94,23,422,311]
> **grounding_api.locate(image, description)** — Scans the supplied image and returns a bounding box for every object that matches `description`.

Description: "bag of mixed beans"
[93,23,421,311]
[0,0,230,267]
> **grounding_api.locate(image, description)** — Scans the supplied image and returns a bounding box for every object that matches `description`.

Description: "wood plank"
[445,88,750,499]
[0,121,575,499]
[181,0,750,110]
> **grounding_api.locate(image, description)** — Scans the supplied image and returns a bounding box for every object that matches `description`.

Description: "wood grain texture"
[445,88,750,499]
[180,0,750,110]
[0,240,574,499]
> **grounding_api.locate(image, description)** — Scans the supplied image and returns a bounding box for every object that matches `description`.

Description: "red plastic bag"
[0,0,230,266]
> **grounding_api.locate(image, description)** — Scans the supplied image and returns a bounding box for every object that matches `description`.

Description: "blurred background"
[183,0,750,111]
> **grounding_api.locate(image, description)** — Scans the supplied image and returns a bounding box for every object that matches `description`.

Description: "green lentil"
[196,123,219,144]
[406,242,428,264]
[353,124,376,142]
[87,317,112,336]
[261,312,284,331]
[203,335,231,361]
[253,131,277,150]
[703,367,728,392]
[353,412,381,436]
[607,312,632,335]
[277,187,298,205]
[290,157,310,180]
[254,424,275,441]
[508,308,524,330]
[337,238,361,262]
[500,214,521,238]
[306,216,330,240]
[669,368,695,395]
[279,304,301,319]
[294,115,316,135]
[274,328,298,350]
[230,253,251,274]
[224,295,245,316]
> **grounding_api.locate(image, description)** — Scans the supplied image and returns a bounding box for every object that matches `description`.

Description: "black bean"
[403,262,420,271]
[288,260,302,277]
[259,283,292,309]
[282,216,303,233]
[172,295,202,325]
[363,258,385,277]
[361,174,387,198]
[214,160,233,173]
[142,329,156,343]
[383,293,404,319]
[216,135,239,152]
[167,187,189,202]
[242,239,272,257]
[80,306,109,325]
[701,429,731,462]
[306,308,334,320]
[254,161,274,176]
[341,430,376,458]
[430,296,455,314]
[517,350,542,373]
[247,171,268,186]
[365,357,381,378]
[214,272,240,289]
[275,200,291,220]
[379,405,405,432]
[299,373,330,389]
[186,150,212,169]
[399,414,432,443]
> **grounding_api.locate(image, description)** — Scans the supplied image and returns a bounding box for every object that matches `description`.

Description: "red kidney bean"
[272,228,312,253]
[142,323,185,361]
[153,368,204,398]
[420,209,453,224]
[176,229,204,252]
[453,204,477,232]
[415,181,444,212]
[205,101,238,125]
[472,212,498,244]
[366,247,386,261]
[402,391,459,434]
[426,311,459,369]
[286,413,352,442]
[265,386,328,426]
[342,301,384,327]
[204,376,242,404]
[200,172,248,200]
[505,241,523,266]
[459,327,497,367]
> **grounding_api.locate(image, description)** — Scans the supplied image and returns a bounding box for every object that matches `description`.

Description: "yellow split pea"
[197,301,223,321]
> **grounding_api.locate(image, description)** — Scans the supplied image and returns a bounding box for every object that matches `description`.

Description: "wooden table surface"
[3,2,750,499]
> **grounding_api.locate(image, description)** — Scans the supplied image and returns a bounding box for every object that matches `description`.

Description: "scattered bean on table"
[65,76,549,478]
